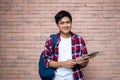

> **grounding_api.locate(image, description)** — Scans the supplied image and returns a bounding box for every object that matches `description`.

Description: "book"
[82,52,99,60]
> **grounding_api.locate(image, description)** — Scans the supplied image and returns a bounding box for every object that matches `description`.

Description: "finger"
[83,57,88,60]
[70,64,74,68]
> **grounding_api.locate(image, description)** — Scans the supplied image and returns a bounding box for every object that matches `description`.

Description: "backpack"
[39,34,56,80]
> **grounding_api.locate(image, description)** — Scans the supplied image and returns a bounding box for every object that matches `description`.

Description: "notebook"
[82,52,99,60]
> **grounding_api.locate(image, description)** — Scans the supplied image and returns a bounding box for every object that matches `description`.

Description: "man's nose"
[64,23,68,27]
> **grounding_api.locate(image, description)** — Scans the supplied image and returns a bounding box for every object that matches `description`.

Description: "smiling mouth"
[64,28,69,31]
[64,27,69,29]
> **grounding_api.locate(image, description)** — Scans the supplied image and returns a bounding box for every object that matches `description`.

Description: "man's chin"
[63,31,71,35]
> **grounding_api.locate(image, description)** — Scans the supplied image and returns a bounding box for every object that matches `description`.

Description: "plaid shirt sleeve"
[43,36,53,68]
[80,37,88,68]
[72,35,88,80]
[80,37,88,56]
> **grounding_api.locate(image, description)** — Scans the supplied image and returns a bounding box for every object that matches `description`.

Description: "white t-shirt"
[54,37,73,80]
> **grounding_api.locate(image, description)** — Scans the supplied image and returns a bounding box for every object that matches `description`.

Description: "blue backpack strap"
[50,34,57,50]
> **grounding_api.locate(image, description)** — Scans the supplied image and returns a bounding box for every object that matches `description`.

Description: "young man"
[43,10,89,80]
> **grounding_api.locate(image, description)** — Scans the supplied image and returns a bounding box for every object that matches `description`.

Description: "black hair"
[55,10,72,24]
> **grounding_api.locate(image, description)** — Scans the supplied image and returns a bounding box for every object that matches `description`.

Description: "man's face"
[57,16,72,35]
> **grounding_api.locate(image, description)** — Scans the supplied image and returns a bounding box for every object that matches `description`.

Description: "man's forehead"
[60,16,70,22]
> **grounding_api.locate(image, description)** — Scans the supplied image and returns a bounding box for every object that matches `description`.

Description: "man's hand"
[62,59,76,69]
[75,57,89,67]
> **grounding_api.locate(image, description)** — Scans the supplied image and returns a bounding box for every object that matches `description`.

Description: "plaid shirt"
[43,32,88,80]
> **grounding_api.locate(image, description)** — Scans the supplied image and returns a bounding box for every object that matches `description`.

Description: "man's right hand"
[62,59,76,69]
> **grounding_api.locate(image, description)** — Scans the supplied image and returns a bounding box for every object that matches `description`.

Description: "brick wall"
[0,0,120,80]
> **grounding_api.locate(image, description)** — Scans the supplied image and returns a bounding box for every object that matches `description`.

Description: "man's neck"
[60,32,71,38]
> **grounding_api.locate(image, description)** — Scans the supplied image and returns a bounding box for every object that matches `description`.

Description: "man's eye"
[60,22,64,24]
[60,21,71,24]
[66,21,71,24]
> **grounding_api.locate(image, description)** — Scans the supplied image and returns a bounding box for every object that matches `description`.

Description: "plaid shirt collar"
[55,31,78,42]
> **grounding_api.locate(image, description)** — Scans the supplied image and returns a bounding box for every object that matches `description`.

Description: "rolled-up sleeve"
[43,36,53,68]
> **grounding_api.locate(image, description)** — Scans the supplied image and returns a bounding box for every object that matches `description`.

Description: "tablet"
[82,52,99,60]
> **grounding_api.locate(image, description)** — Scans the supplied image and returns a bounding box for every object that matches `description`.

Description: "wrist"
[60,61,65,67]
